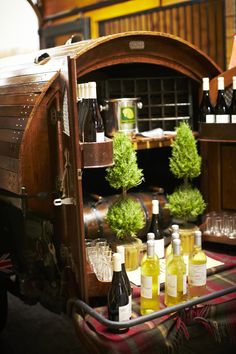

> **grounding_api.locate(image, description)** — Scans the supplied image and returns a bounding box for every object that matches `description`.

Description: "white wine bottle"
[165,224,180,259]
[82,81,105,142]
[140,240,160,315]
[199,77,215,123]
[107,253,130,333]
[215,77,230,123]
[188,230,207,298]
[149,199,164,259]
[165,239,187,307]
[116,245,132,319]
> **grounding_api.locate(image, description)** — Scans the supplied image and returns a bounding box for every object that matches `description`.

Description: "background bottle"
[78,82,89,141]
[116,245,132,319]
[230,76,236,123]
[149,199,164,259]
[188,230,207,298]
[165,238,187,307]
[82,81,105,142]
[107,253,130,333]
[199,77,215,123]
[215,77,230,123]
[140,240,160,315]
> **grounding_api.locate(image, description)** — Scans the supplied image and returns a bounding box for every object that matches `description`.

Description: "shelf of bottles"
[199,76,236,141]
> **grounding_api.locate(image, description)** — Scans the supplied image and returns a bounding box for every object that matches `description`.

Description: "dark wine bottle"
[149,199,164,259]
[82,81,105,142]
[107,253,130,333]
[199,77,215,123]
[215,77,230,123]
[116,245,132,319]
[230,76,236,123]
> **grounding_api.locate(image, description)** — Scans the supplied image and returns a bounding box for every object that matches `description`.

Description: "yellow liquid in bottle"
[165,254,187,307]
[140,254,160,315]
[188,246,207,298]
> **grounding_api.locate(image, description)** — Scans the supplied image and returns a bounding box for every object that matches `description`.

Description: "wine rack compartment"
[199,122,236,140]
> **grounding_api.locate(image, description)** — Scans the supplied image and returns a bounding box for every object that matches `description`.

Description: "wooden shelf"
[203,233,236,246]
[132,134,175,150]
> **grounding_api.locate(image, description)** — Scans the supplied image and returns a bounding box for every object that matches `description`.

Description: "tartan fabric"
[73,250,236,354]
[0,253,13,274]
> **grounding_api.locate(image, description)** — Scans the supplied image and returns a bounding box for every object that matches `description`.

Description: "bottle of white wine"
[215,77,230,123]
[165,238,187,307]
[188,230,207,298]
[82,81,105,142]
[149,199,164,259]
[116,245,132,319]
[107,253,130,333]
[140,240,160,315]
[230,76,236,123]
[199,77,215,123]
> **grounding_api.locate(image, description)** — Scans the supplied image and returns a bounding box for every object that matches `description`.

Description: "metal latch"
[53,197,75,206]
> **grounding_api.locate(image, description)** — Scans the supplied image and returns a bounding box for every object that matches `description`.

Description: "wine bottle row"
[199,76,236,124]
[77,81,105,142]
[107,201,207,332]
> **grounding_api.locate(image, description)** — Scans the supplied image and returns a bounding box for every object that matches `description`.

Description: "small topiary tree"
[165,122,206,223]
[105,132,145,241]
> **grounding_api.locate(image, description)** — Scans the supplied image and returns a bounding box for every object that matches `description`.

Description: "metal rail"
[68,284,236,330]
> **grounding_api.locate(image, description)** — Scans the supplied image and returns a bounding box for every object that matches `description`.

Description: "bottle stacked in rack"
[77,81,105,142]
[199,77,215,123]
[215,77,230,123]
[230,76,236,123]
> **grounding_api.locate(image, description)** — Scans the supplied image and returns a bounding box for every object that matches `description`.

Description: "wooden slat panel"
[0,72,58,87]
[0,82,47,95]
[0,117,28,130]
[0,105,33,117]
[221,144,236,210]
[0,141,20,158]
[0,93,39,105]
[0,155,19,172]
[0,129,24,144]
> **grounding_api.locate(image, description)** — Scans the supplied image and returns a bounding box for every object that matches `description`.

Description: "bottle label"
[96,132,105,142]
[205,114,215,123]
[231,114,236,123]
[119,303,130,322]
[189,263,206,286]
[154,238,165,259]
[128,294,132,318]
[120,107,135,124]
[167,274,177,297]
[141,275,160,298]
[216,114,230,123]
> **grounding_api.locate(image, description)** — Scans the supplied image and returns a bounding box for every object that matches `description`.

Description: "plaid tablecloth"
[73,249,236,354]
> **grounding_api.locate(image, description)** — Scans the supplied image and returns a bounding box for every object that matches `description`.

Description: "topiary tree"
[105,132,145,240]
[165,122,206,223]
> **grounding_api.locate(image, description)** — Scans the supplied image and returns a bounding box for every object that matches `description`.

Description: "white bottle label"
[183,274,187,295]
[231,114,236,123]
[167,274,177,297]
[205,114,215,123]
[189,263,207,286]
[119,302,130,322]
[183,255,189,276]
[141,275,160,298]
[96,132,105,142]
[154,238,165,259]
[216,114,230,123]
[128,294,132,318]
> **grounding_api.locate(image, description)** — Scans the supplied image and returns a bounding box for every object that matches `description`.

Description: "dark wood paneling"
[0,117,28,130]
[0,105,33,117]
[0,93,39,105]
[221,144,236,210]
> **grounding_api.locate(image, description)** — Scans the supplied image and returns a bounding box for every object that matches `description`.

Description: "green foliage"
[170,122,201,180]
[105,132,143,193]
[166,185,206,222]
[166,122,206,221]
[106,197,145,240]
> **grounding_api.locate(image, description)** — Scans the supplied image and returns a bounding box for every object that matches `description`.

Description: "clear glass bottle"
[165,238,187,307]
[149,199,164,259]
[107,253,130,333]
[215,77,230,123]
[140,240,160,315]
[188,230,207,298]
[199,77,215,123]
[78,82,89,141]
[82,81,105,142]
[230,76,236,123]
[116,245,132,319]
